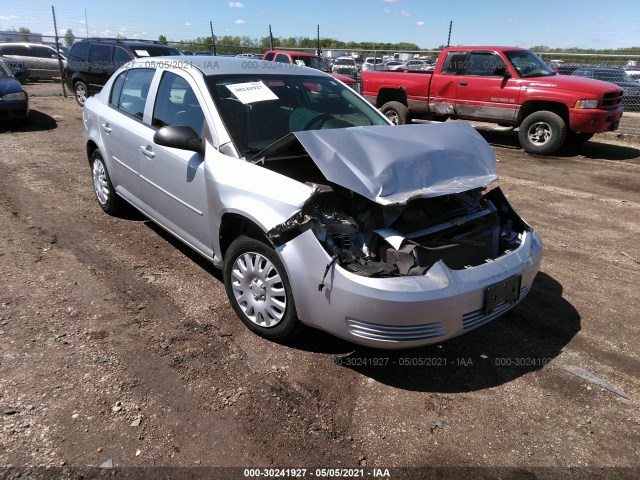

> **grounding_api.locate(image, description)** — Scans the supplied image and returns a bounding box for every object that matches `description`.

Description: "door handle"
[458,81,468,86]
[101,123,112,134]
[140,146,155,158]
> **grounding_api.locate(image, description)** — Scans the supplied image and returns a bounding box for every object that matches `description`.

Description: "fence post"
[51,6,67,98]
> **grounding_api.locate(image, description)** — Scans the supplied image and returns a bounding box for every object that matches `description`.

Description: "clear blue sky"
[2,0,639,49]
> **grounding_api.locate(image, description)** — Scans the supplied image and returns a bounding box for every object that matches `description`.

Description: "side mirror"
[153,125,204,155]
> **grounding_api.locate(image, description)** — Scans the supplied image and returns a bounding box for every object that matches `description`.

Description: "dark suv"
[64,39,180,106]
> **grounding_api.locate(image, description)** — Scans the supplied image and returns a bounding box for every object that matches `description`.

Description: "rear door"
[453,50,521,123]
[428,50,467,116]
[99,67,156,209]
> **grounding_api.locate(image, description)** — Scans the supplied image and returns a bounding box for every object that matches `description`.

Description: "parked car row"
[0,42,66,81]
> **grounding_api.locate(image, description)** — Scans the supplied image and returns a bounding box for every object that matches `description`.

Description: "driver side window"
[152,72,206,137]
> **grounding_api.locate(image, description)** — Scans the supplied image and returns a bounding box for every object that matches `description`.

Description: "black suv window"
[89,44,113,66]
[69,42,89,61]
[153,72,205,136]
[113,47,133,68]
[110,68,155,119]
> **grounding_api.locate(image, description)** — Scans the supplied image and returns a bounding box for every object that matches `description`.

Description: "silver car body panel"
[83,56,542,348]
[279,228,541,348]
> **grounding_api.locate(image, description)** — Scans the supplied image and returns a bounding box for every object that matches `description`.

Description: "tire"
[380,101,411,125]
[90,150,125,215]
[223,236,300,340]
[565,132,594,145]
[518,111,566,155]
[74,80,88,107]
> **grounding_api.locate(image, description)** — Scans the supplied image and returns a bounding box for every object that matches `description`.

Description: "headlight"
[574,99,599,109]
[2,91,27,101]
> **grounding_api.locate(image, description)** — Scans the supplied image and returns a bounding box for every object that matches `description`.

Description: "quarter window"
[466,52,506,76]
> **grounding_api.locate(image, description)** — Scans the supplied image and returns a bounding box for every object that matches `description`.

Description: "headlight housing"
[574,99,599,109]
[2,91,27,101]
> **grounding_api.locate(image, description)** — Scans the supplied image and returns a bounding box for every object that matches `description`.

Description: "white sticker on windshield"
[134,50,150,57]
[226,81,279,104]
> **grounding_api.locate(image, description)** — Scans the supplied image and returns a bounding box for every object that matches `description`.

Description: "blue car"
[0,59,29,123]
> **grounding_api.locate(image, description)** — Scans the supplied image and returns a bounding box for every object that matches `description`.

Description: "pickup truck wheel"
[518,111,566,155]
[223,236,300,340]
[380,101,410,125]
[565,132,594,144]
[74,80,88,107]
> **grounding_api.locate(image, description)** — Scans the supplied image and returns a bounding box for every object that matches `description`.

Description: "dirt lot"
[0,97,639,479]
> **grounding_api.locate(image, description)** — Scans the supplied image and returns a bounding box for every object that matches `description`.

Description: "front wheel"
[380,101,410,125]
[518,111,566,155]
[223,236,300,340]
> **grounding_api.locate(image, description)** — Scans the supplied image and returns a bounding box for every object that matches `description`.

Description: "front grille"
[462,285,529,331]
[346,318,446,342]
[602,90,623,108]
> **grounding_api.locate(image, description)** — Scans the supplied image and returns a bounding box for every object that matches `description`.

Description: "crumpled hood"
[290,122,497,205]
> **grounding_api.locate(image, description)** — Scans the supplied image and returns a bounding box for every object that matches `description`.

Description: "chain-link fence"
[2,34,639,129]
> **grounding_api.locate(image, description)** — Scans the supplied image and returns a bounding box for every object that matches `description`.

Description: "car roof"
[130,55,329,77]
[72,39,174,49]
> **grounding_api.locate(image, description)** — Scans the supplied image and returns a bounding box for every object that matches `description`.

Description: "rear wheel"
[223,236,300,340]
[74,80,88,107]
[380,101,411,125]
[90,150,125,215]
[518,111,566,155]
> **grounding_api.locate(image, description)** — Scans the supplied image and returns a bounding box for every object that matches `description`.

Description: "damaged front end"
[269,181,529,285]
[262,122,530,284]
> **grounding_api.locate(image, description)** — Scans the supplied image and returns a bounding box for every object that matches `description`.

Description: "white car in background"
[361,57,386,72]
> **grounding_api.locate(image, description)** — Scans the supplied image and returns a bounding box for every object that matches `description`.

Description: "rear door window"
[110,68,155,119]
[89,44,113,68]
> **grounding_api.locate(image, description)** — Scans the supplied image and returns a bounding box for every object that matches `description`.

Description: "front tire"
[223,236,300,340]
[518,111,566,155]
[74,80,88,107]
[91,150,125,215]
[380,101,411,125]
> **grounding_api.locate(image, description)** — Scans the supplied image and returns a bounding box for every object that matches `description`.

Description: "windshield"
[366,58,383,65]
[0,61,12,78]
[594,70,634,83]
[505,50,555,78]
[207,74,388,156]
[335,58,354,65]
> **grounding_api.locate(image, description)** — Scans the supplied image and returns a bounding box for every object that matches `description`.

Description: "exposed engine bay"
[263,150,528,279]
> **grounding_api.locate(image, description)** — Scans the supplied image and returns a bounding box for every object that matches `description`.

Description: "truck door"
[428,50,468,116]
[454,51,521,123]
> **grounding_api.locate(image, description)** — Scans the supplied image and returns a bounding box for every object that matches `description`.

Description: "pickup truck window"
[442,52,468,75]
[504,50,555,78]
[466,52,506,76]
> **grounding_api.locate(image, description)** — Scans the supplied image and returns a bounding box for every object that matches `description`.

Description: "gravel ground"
[0,97,638,480]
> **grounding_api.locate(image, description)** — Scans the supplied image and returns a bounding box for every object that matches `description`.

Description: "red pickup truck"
[361,46,624,154]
